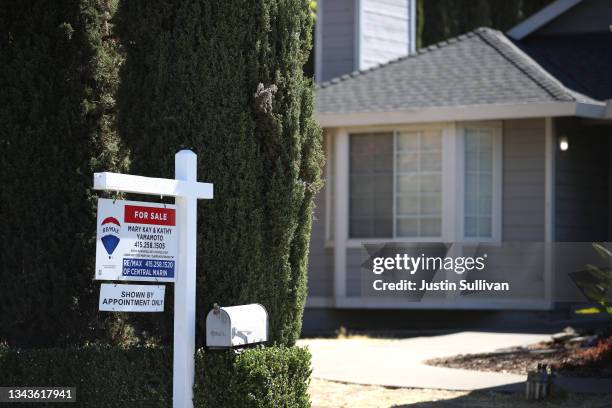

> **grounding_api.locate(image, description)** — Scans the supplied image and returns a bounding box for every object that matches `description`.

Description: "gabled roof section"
[316,27,596,120]
[507,0,582,40]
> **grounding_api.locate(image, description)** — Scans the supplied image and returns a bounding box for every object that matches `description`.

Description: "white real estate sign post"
[93,150,213,408]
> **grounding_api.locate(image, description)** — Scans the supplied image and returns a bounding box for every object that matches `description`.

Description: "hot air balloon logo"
[100,217,121,256]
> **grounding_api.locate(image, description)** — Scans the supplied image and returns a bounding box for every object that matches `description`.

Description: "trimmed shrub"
[195,346,311,408]
[115,0,323,346]
[0,344,172,407]
[0,345,311,408]
[0,0,127,347]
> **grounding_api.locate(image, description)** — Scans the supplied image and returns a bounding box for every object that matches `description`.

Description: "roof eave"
[506,0,582,40]
[316,101,606,128]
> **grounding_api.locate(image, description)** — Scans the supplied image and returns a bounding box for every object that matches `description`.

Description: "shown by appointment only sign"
[95,198,178,282]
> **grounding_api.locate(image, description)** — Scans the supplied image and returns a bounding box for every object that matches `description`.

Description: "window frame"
[456,122,503,243]
[337,121,502,247]
[345,123,454,244]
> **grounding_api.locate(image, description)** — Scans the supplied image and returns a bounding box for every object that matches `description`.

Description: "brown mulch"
[560,335,612,377]
[426,332,612,378]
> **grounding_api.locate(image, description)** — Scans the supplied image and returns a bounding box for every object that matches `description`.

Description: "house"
[305,0,612,331]
[314,0,417,82]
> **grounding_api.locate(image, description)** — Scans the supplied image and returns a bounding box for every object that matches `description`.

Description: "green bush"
[195,346,311,408]
[115,0,323,346]
[0,345,311,408]
[0,344,172,407]
[0,0,127,347]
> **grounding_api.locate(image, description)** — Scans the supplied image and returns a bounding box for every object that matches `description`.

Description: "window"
[349,133,393,238]
[462,126,499,240]
[346,124,500,241]
[395,130,442,237]
[349,130,443,239]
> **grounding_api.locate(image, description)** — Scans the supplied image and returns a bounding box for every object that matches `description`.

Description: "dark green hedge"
[195,347,311,408]
[0,0,127,347]
[115,0,323,347]
[0,345,311,408]
[0,345,172,407]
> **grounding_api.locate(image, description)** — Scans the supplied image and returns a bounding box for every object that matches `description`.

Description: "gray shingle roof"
[315,27,594,115]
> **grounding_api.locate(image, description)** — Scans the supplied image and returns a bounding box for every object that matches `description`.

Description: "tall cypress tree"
[0,0,127,347]
[116,0,323,346]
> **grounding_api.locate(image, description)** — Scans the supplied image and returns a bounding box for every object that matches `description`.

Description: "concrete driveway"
[298,332,551,391]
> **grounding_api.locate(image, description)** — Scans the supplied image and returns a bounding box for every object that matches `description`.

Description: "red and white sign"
[124,205,176,226]
[95,198,178,282]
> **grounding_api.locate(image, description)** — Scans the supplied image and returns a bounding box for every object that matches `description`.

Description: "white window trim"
[392,130,397,239]
[332,121,503,248]
[330,121,504,305]
[324,131,334,242]
[442,123,459,241]
[345,123,455,245]
[456,121,503,243]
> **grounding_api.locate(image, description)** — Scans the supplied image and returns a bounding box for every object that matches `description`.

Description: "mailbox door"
[206,309,232,348]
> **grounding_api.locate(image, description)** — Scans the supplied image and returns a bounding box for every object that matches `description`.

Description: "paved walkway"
[297,332,612,393]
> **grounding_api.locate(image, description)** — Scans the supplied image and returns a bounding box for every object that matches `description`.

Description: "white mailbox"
[206,303,268,348]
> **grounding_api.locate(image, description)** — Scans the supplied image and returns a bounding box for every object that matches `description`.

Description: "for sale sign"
[95,198,178,282]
